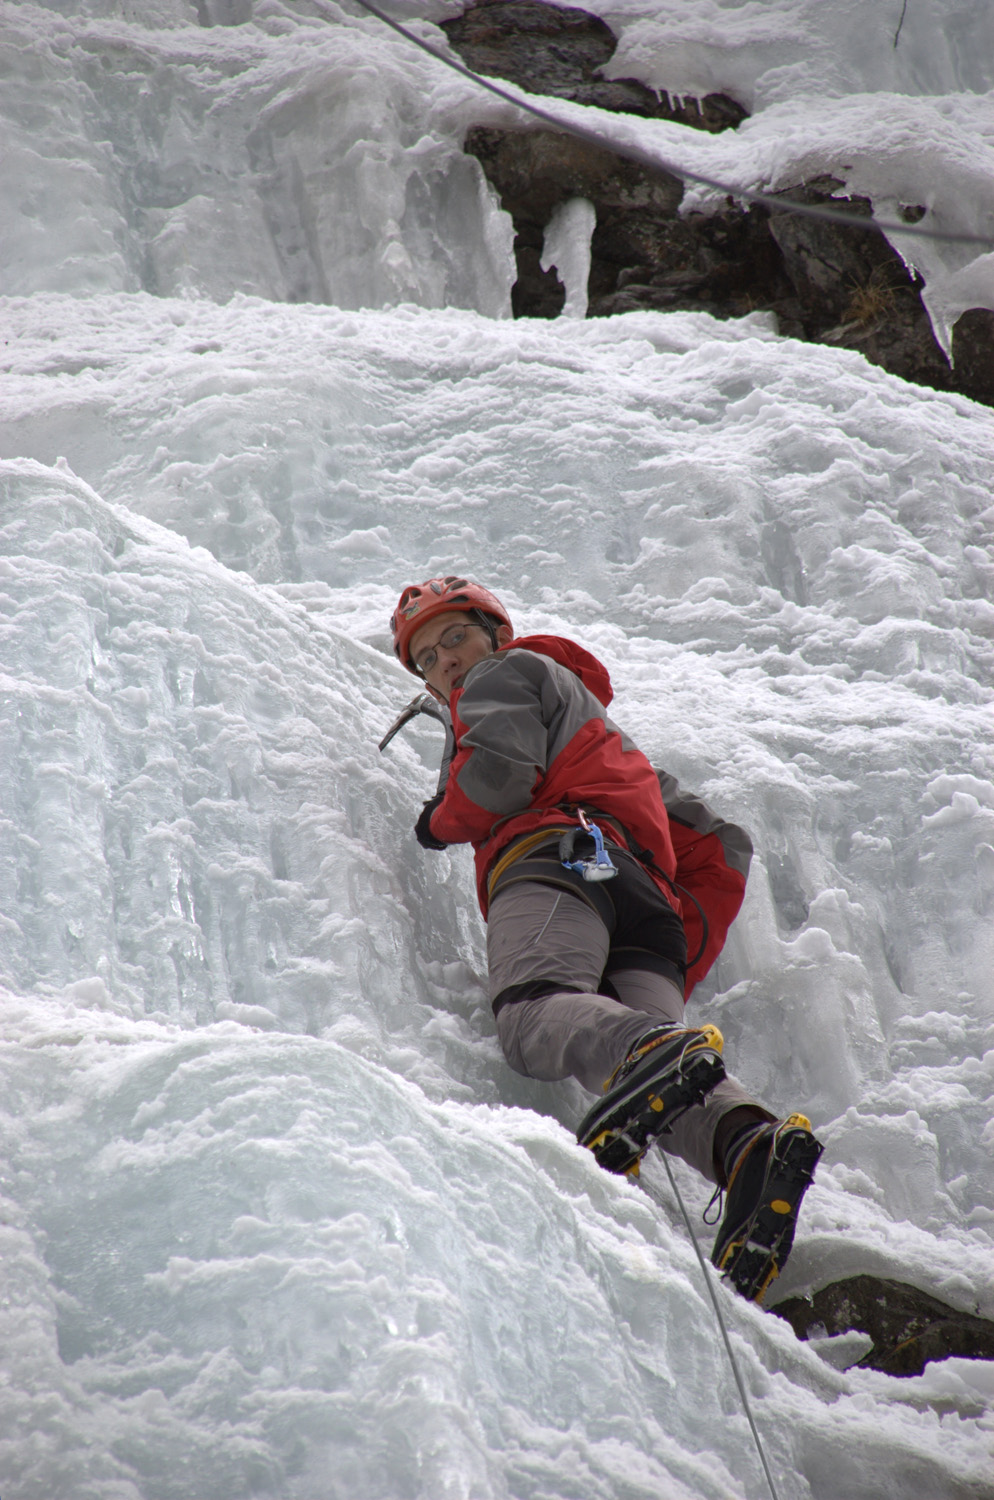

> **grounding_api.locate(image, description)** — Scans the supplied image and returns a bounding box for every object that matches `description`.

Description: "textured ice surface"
[2,0,993,340]
[1,2,994,1498]
[592,0,994,105]
[2,292,993,1497]
[0,0,515,312]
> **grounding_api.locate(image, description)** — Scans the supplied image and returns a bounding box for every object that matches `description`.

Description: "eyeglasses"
[414,622,484,676]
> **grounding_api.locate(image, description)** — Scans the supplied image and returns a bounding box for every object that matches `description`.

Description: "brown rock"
[950,308,994,406]
[464,125,682,221]
[772,1273,994,1377]
[441,0,747,130]
[446,0,994,408]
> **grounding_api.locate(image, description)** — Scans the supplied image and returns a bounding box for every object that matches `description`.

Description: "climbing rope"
[660,1153,783,1500]
[334,0,991,250]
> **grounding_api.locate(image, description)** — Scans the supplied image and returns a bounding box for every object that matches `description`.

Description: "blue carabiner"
[560,811,617,882]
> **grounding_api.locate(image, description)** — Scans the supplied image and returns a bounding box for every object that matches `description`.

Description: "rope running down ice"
[660,1153,783,1500]
[340,0,991,250]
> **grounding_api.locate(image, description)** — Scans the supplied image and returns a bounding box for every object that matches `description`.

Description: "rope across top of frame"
[334,0,992,252]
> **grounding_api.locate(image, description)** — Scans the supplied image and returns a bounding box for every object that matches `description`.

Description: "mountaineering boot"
[710,1114,824,1304]
[577,1024,726,1176]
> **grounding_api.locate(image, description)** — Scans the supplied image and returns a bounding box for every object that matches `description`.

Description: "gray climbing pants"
[488,880,766,1183]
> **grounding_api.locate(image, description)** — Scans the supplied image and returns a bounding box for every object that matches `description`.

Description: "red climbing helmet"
[391,575,513,673]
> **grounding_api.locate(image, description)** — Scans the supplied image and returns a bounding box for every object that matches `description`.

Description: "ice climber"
[390,575,823,1302]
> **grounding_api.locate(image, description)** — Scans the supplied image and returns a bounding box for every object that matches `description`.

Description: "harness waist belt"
[486,827,572,902]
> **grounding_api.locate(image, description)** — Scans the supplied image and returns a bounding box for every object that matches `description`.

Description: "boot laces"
[705,1121,772,1225]
[603,1025,684,1093]
[703,1186,724,1226]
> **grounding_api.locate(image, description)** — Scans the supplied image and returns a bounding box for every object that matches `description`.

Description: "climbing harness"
[575,805,712,967]
[336,0,992,250]
[559,807,618,882]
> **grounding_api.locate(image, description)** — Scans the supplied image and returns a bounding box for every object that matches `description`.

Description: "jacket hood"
[503,634,614,708]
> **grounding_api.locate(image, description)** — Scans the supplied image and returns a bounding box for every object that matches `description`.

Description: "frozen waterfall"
[0,3,993,1498]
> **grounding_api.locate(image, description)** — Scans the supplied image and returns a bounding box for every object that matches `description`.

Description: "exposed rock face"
[441,0,747,130]
[772,1275,994,1377]
[444,0,994,408]
[765,179,991,402]
[463,124,685,318]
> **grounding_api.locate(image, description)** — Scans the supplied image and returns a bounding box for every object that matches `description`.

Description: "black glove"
[415,794,448,851]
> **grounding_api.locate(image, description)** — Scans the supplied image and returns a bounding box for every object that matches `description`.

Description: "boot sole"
[712,1116,823,1303]
[578,1034,726,1176]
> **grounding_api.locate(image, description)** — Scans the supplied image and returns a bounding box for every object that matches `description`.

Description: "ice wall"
[0,0,514,312]
[2,289,994,1497]
[4,0,994,334]
[1,1,994,1497]
[593,0,994,107]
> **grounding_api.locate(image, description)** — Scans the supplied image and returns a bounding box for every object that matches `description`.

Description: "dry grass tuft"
[843,264,902,325]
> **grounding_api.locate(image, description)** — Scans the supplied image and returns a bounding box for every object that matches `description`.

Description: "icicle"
[540,197,597,319]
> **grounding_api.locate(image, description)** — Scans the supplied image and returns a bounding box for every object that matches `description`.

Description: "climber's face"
[409,610,505,701]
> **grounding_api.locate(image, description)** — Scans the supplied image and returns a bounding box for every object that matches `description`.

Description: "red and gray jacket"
[426,634,752,995]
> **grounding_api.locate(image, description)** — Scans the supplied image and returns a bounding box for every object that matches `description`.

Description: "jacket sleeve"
[428,652,554,846]
[433,716,457,798]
